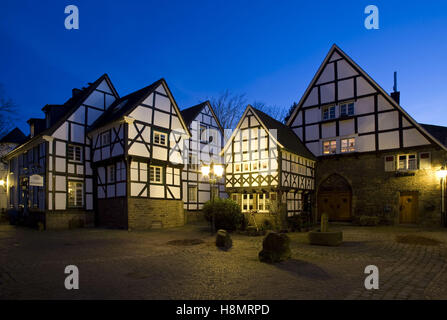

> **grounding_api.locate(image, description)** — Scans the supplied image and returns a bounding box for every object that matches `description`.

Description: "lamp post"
[201,163,223,234]
[437,167,447,227]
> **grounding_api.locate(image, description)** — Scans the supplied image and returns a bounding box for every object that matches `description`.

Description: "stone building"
[287,44,447,226]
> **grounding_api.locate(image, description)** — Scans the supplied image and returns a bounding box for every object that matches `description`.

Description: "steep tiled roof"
[420,123,447,147]
[0,127,27,144]
[251,106,316,160]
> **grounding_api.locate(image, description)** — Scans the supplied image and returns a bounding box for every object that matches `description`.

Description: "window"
[101,131,110,146]
[243,162,250,172]
[260,160,268,170]
[257,193,270,212]
[116,162,126,181]
[68,181,84,207]
[242,194,254,212]
[188,185,197,202]
[150,166,163,183]
[188,153,198,170]
[153,131,167,146]
[232,194,238,202]
[200,125,207,142]
[397,154,417,171]
[340,102,355,117]
[108,165,115,183]
[251,161,259,171]
[323,140,337,154]
[419,152,431,169]
[322,105,336,120]
[341,138,355,153]
[67,145,82,162]
[384,156,395,172]
[235,163,241,172]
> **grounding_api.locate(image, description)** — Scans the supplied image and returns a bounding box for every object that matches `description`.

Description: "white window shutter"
[385,155,395,172]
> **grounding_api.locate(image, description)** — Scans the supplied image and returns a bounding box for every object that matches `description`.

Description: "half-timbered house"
[0,128,27,213]
[88,79,191,230]
[3,74,119,229]
[180,101,226,221]
[287,44,447,225]
[222,105,316,227]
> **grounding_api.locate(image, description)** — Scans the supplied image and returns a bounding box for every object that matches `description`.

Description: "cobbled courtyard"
[0,223,446,300]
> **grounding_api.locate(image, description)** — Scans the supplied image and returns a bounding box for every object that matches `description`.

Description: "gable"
[287,45,445,155]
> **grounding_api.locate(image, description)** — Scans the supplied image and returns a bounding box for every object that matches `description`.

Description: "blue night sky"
[0,0,446,134]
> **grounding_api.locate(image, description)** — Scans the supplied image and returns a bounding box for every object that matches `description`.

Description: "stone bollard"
[216,229,232,250]
[258,231,291,263]
[321,213,329,232]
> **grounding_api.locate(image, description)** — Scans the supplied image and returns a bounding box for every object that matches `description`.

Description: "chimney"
[72,88,82,97]
[390,71,400,104]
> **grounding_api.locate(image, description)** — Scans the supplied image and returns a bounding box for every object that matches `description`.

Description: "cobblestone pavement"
[0,223,446,300]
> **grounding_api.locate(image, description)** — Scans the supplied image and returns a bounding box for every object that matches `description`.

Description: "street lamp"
[437,167,447,227]
[201,163,223,233]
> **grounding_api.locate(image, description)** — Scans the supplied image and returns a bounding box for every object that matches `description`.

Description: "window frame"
[322,105,336,120]
[67,144,83,163]
[101,131,111,147]
[153,131,167,146]
[188,185,198,202]
[323,140,337,155]
[340,137,356,153]
[149,165,163,184]
[68,180,84,208]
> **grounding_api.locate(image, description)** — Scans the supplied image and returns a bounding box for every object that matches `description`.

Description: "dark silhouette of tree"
[0,85,18,138]
[208,90,247,130]
[251,101,289,124]
[284,101,298,124]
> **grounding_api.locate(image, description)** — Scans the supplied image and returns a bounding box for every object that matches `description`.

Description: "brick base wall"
[185,210,206,223]
[127,198,184,230]
[316,147,447,226]
[97,198,128,229]
[45,210,94,230]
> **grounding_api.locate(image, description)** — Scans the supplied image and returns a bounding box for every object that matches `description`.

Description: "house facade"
[180,101,226,222]
[222,105,316,227]
[287,45,447,226]
[0,128,27,214]
[89,79,190,230]
[3,74,120,229]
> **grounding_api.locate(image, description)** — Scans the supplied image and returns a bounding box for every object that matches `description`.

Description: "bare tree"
[0,85,18,138]
[208,90,247,130]
[251,101,289,124]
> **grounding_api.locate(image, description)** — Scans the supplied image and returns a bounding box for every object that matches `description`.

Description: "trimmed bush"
[203,198,246,231]
[216,229,232,249]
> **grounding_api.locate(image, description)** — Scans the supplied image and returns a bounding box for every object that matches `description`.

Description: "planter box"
[308,231,343,246]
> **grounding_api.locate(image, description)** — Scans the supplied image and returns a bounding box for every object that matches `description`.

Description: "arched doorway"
[317,174,352,221]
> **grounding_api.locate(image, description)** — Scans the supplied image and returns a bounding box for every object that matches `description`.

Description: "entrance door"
[318,192,351,221]
[317,174,352,221]
[399,192,418,224]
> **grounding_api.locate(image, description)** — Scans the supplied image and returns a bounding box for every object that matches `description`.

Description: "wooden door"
[318,192,351,221]
[399,192,418,224]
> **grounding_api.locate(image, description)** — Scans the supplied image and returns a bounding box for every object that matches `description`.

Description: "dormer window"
[322,105,336,120]
[101,131,110,146]
[340,102,355,117]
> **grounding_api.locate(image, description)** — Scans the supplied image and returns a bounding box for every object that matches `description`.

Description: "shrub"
[262,219,274,231]
[203,198,246,231]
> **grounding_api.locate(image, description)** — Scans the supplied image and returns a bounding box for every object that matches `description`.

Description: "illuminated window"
[340,102,355,117]
[397,154,417,171]
[322,105,336,120]
[323,140,337,154]
[235,163,241,172]
[150,166,163,183]
[341,138,355,153]
[257,193,270,212]
[251,161,259,171]
[188,185,197,202]
[260,160,268,170]
[242,194,254,212]
[153,131,167,146]
[68,181,83,208]
[243,162,250,172]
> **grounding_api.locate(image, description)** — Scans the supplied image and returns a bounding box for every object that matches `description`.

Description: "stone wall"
[316,146,447,226]
[97,197,128,229]
[45,210,94,230]
[127,198,185,230]
[184,210,206,223]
